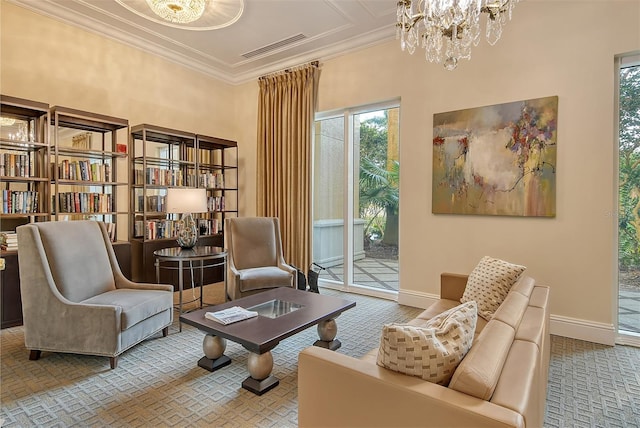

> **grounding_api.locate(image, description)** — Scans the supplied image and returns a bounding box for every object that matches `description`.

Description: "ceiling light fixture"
[116,0,243,31]
[396,0,519,70]
[145,0,206,24]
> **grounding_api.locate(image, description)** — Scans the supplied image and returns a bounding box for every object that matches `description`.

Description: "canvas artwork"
[432,96,558,217]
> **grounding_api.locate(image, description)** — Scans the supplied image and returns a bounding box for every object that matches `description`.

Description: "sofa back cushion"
[377,301,477,385]
[448,319,515,400]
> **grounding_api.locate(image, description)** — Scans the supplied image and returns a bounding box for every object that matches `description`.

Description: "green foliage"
[357,112,400,243]
[619,65,640,270]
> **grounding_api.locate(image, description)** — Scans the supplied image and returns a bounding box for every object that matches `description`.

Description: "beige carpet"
[2,289,639,427]
[0,289,422,427]
[173,282,226,312]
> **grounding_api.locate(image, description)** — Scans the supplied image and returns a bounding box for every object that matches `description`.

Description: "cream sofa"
[298,273,550,428]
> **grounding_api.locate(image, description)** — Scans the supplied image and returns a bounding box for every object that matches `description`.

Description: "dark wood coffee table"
[180,287,356,395]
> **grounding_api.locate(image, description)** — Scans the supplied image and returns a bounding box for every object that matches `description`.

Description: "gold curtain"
[257,62,319,272]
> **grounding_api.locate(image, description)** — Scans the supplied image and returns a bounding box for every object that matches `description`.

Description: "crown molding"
[8,0,396,86]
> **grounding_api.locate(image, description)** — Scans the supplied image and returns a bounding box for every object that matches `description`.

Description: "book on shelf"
[0,231,18,251]
[204,306,258,325]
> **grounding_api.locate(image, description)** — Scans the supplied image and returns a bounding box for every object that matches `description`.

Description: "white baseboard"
[398,290,618,346]
[397,290,439,309]
[548,315,615,345]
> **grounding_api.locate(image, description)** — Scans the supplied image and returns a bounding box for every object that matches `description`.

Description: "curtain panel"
[257,62,318,272]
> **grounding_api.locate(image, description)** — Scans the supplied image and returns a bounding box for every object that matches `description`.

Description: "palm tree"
[359,157,399,246]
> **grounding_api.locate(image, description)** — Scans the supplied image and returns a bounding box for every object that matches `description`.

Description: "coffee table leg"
[241,351,279,395]
[198,334,231,372]
[314,318,341,351]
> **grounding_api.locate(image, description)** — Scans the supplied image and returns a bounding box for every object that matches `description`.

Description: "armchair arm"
[441,273,469,301]
[114,275,173,292]
[298,347,523,428]
[226,254,241,300]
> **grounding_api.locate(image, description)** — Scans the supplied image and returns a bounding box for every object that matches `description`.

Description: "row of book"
[197,218,221,235]
[133,218,222,239]
[133,168,225,189]
[135,195,225,213]
[0,153,33,178]
[208,196,225,212]
[139,195,165,212]
[0,231,18,251]
[56,159,111,182]
[199,172,224,189]
[54,192,113,214]
[134,219,178,240]
[1,190,39,214]
[134,168,187,187]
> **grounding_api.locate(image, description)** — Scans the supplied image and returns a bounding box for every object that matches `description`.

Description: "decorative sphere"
[247,352,273,380]
[203,335,226,359]
[317,319,337,342]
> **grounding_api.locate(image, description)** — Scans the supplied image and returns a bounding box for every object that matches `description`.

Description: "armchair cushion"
[83,288,173,330]
[239,266,295,293]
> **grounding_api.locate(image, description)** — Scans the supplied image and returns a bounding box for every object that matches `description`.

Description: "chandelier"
[396,0,519,70]
[145,0,206,24]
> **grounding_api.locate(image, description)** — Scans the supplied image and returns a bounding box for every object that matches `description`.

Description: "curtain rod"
[259,61,319,80]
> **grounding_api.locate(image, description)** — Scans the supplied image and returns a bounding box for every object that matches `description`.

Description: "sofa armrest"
[298,347,524,428]
[441,273,469,301]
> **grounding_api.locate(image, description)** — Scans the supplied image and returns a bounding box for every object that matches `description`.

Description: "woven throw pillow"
[461,256,526,320]
[376,301,477,385]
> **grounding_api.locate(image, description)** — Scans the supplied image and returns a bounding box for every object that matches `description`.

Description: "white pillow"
[461,256,526,320]
[376,301,477,385]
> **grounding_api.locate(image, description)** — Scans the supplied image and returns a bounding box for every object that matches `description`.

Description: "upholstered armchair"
[225,217,296,300]
[17,220,174,369]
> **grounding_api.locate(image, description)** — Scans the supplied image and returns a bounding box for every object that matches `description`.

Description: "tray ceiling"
[8,0,398,84]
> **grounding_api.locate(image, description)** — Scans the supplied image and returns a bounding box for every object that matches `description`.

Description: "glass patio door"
[616,53,640,343]
[313,101,400,299]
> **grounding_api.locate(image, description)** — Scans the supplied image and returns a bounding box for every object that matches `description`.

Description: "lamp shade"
[166,188,207,214]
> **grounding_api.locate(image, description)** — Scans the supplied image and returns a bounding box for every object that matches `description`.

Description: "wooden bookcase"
[0,95,51,328]
[129,124,237,287]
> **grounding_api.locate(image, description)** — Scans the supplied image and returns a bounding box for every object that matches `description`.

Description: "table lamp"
[166,188,208,249]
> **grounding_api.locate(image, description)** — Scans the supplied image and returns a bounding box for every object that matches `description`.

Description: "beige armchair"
[225,217,296,300]
[17,220,174,369]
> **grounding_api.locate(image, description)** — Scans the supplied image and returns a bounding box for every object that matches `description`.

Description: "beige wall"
[235,1,640,341]
[3,0,640,341]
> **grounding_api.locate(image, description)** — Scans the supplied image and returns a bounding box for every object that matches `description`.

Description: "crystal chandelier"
[145,0,206,24]
[396,0,519,70]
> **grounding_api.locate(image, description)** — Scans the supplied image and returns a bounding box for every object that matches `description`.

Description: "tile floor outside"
[325,257,640,334]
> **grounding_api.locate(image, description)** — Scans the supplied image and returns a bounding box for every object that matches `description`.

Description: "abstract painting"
[432,96,558,217]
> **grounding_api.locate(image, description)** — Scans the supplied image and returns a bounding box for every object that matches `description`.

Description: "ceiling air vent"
[242,33,307,59]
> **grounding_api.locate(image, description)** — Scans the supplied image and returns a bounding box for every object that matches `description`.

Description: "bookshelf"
[0,95,50,328]
[50,106,129,242]
[196,133,238,237]
[129,124,238,286]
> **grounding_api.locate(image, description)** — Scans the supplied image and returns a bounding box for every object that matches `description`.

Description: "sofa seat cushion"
[377,301,477,385]
[461,256,526,320]
[413,298,488,337]
[448,319,515,400]
[82,289,173,330]
[239,266,293,292]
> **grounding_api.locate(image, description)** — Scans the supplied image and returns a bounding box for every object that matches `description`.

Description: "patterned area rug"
[1,287,639,427]
[0,288,420,427]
